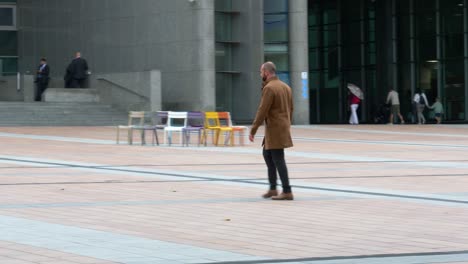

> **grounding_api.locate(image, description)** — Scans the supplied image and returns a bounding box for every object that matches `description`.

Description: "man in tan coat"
[249,62,294,200]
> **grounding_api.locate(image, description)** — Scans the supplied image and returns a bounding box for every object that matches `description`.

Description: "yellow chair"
[203,112,233,146]
[116,111,145,145]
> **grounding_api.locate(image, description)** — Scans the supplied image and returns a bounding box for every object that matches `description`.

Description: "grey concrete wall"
[94,70,161,112]
[231,0,264,122]
[17,0,215,111]
[289,0,309,125]
[0,75,22,101]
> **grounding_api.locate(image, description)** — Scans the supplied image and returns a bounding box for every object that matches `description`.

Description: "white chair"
[164,111,188,146]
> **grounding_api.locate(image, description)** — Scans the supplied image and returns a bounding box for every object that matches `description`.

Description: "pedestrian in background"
[348,91,361,125]
[35,58,50,101]
[414,89,429,124]
[429,97,444,124]
[66,51,89,88]
[386,88,405,125]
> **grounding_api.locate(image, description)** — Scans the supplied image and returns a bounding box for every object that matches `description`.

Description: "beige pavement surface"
[0,125,467,264]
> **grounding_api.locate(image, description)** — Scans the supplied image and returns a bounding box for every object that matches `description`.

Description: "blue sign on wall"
[301,72,308,100]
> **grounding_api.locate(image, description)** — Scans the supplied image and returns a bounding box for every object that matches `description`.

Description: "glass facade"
[214,0,238,112]
[264,0,290,85]
[0,1,17,76]
[309,0,468,123]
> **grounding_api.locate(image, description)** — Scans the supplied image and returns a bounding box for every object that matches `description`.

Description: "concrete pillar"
[149,70,162,112]
[194,0,216,111]
[23,75,35,102]
[289,0,310,124]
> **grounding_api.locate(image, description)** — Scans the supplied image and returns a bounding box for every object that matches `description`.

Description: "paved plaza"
[0,125,467,264]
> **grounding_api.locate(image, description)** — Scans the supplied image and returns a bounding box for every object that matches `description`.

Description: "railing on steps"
[96,78,149,101]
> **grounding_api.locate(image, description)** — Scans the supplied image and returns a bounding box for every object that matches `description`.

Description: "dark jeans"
[263,148,291,193]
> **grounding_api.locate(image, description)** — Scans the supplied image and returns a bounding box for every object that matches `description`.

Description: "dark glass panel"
[309,48,319,70]
[323,24,338,46]
[215,13,232,41]
[414,0,436,12]
[366,42,376,65]
[396,0,410,16]
[323,0,338,24]
[343,44,362,67]
[264,14,288,42]
[309,26,319,48]
[341,0,361,22]
[443,34,464,59]
[0,31,17,56]
[416,12,436,36]
[441,0,464,34]
[444,59,465,120]
[0,57,17,75]
[417,35,436,61]
[0,8,13,26]
[215,43,231,71]
[343,22,361,44]
[264,44,289,71]
[264,0,288,13]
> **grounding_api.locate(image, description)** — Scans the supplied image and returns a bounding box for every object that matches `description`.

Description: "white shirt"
[413,93,428,106]
[386,90,400,105]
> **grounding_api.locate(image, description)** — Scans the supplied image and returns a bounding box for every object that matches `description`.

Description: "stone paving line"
[0,126,468,264]
[0,154,467,208]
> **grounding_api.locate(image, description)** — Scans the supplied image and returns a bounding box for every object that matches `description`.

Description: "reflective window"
[0,31,16,56]
[0,8,13,26]
[215,13,232,42]
[264,0,289,83]
[264,14,288,42]
[264,44,289,72]
[264,0,288,14]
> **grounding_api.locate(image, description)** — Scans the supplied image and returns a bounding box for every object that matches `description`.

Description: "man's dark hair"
[40,58,47,62]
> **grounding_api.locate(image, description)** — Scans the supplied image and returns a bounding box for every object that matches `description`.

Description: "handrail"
[96,77,149,101]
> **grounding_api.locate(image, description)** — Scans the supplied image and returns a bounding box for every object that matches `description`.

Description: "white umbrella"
[347,83,364,100]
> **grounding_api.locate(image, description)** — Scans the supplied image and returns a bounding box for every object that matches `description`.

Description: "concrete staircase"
[0,102,128,126]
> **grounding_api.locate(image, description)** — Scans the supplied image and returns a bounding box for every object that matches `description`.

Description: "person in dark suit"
[35,58,50,101]
[67,52,89,88]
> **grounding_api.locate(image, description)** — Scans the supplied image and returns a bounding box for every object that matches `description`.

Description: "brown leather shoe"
[272,192,294,200]
[262,190,278,199]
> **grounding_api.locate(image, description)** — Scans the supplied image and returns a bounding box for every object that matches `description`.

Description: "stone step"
[0,102,129,126]
[43,88,100,103]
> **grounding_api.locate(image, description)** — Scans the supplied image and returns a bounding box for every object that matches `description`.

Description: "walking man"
[249,62,294,200]
[386,88,405,124]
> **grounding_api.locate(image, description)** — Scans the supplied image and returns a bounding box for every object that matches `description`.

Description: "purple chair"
[134,111,168,146]
[183,111,206,147]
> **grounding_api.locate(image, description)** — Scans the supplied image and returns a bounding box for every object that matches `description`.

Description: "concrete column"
[289,0,310,124]
[22,75,35,102]
[194,0,216,111]
[149,70,162,112]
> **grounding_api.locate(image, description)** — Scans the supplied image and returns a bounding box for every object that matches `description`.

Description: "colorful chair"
[222,112,248,146]
[183,111,206,147]
[203,112,233,146]
[132,111,167,146]
[164,111,188,146]
[116,111,145,145]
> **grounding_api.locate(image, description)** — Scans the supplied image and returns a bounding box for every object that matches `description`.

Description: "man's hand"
[249,134,255,142]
